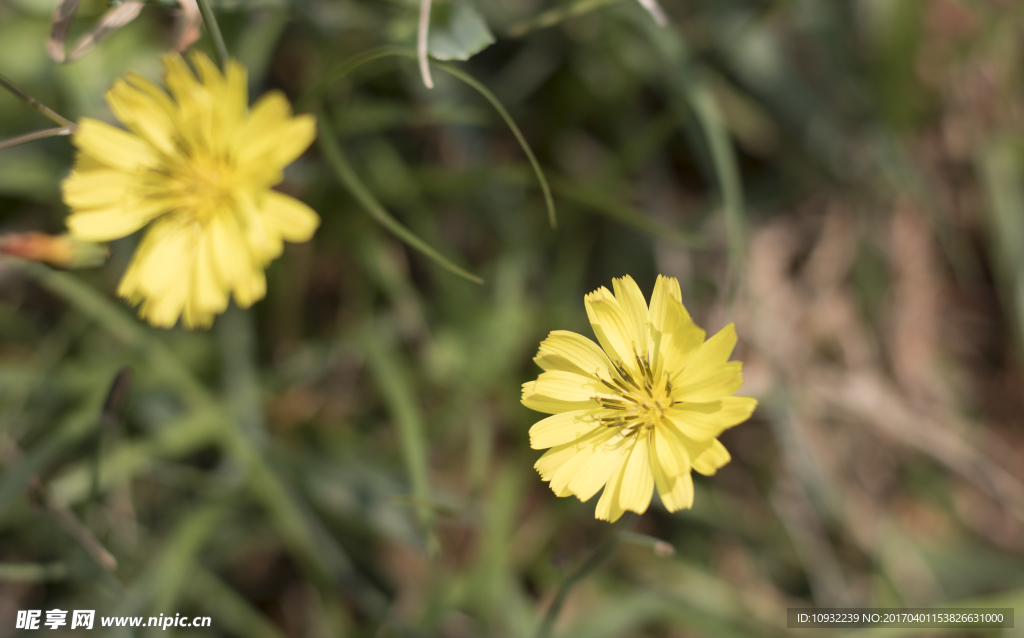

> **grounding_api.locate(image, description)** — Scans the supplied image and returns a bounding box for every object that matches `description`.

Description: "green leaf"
[428,0,495,61]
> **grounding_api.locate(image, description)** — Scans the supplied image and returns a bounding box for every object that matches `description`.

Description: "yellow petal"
[691,439,731,476]
[125,71,179,117]
[121,220,194,328]
[523,371,603,402]
[656,464,694,511]
[236,193,282,263]
[140,271,189,328]
[191,228,229,315]
[208,214,249,287]
[595,451,629,522]
[163,52,202,108]
[534,330,615,379]
[611,275,650,358]
[657,295,705,376]
[238,92,316,167]
[648,275,683,333]
[684,323,737,371]
[261,191,320,243]
[105,76,176,155]
[584,287,639,373]
[617,435,654,514]
[232,267,267,309]
[73,118,158,172]
[567,435,629,501]
[521,394,599,415]
[535,438,585,481]
[223,60,248,118]
[162,53,211,152]
[66,209,144,242]
[673,361,743,403]
[529,410,600,450]
[191,52,248,153]
[652,421,690,478]
[62,169,134,209]
[665,396,757,440]
[128,219,193,297]
[549,429,618,496]
[243,91,291,133]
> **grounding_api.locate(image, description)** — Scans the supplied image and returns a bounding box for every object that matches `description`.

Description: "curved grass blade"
[431,61,557,229]
[635,21,746,292]
[305,47,557,228]
[317,109,483,284]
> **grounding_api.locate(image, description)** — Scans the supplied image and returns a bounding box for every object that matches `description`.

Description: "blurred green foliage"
[2,0,1024,637]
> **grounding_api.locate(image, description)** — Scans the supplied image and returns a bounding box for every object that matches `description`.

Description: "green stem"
[195,0,229,69]
[0,73,76,129]
[0,126,74,151]
[536,514,634,638]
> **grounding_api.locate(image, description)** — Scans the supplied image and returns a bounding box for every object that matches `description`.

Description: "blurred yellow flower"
[522,275,757,522]
[62,51,319,328]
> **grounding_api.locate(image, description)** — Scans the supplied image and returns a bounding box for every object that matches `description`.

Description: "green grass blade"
[48,410,222,506]
[12,261,362,597]
[979,140,1024,359]
[0,393,102,518]
[639,22,746,291]
[189,568,290,638]
[431,61,557,229]
[148,504,227,612]
[317,109,484,284]
[685,80,745,282]
[308,47,557,228]
[218,305,268,448]
[360,322,436,553]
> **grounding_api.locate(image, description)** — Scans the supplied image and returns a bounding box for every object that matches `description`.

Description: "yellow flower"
[62,51,319,329]
[522,275,757,522]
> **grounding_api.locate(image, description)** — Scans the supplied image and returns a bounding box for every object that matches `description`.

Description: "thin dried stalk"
[0,73,75,129]
[417,0,434,89]
[0,127,73,151]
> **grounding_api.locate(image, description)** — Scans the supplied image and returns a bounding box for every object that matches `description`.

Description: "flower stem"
[195,0,229,69]
[536,514,635,638]
[0,73,76,129]
[0,127,74,151]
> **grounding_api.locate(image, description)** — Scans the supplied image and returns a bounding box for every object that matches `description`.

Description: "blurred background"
[1,0,1024,636]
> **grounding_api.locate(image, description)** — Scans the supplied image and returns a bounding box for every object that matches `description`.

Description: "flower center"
[173,155,237,222]
[594,355,673,437]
